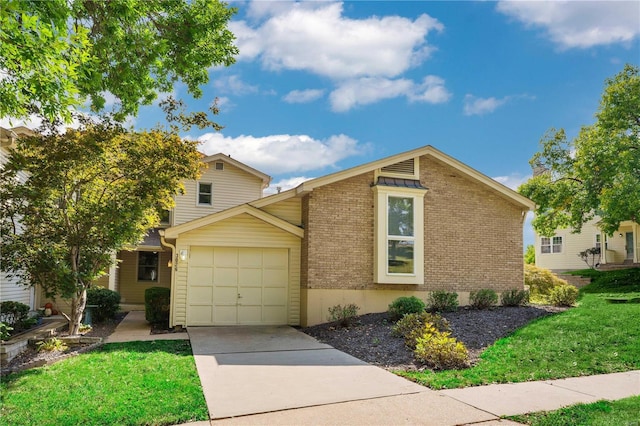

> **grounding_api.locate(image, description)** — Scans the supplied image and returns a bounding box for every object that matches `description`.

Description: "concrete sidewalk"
[105,310,189,343]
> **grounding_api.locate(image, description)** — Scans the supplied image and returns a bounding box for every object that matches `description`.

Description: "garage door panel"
[263,269,288,287]
[239,287,262,305]
[263,306,287,324]
[263,287,287,305]
[213,286,238,305]
[189,305,214,325]
[214,306,237,325]
[188,286,213,304]
[238,306,262,324]
[263,250,287,267]
[214,249,238,267]
[214,267,238,285]
[239,268,262,285]
[191,247,214,266]
[189,267,214,286]
[239,249,263,267]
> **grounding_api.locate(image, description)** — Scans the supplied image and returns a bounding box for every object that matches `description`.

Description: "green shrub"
[525,264,567,301]
[469,289,499,309]
[501,289,530,306]
[145,287,171,325]
[549,284,579,307]
[427,291,459,312]
[0,322,13,341]
[36,337,68,352]
[392,312,450,349]
[86,287,121,323]
[327,303,360,327]
[0,301,30,333]
[388,296,426,321]
[413,324,470,370]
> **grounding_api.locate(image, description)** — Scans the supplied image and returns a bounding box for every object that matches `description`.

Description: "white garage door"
[187,247,289,325]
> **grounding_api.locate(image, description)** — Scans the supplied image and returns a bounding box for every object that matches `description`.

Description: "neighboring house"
[0,126,36,309]
[159,145,534,327]
[535,218,640,272]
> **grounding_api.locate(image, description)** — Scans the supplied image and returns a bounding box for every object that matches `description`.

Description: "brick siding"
[302,155,526,293]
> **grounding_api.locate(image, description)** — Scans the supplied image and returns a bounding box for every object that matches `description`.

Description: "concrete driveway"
[188,326,496,424]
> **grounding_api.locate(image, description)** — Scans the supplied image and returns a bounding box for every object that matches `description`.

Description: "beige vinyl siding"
[171,213,301,327]
[173,162,264,226]
[117,250,172,304]
[535,218,601,271]
[259,198,302,225]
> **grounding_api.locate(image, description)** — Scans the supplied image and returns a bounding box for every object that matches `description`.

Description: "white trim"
[373,186,426,284]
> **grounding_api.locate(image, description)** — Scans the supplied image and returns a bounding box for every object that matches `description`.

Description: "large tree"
[0,0,238,123]
[0,122,201,334]
[519,64,640,236]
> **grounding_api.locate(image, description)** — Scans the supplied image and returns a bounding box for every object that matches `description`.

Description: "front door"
[626,232,634,260]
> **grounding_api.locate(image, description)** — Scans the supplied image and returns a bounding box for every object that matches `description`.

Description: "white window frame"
[540,236,562,254]
[595,234,601,250]
[197,182,213,206]
[373,186,425,284]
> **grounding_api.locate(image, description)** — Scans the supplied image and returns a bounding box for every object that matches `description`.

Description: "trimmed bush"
[388,296,426,321]
[392,312,450,349]
[427,291,459,312]
[414,324,470,370]
[549,284,579,307]
[327,303,360,327]
[0,301,30,333]
[501,289,530,306]
[145,287,171,325]
[525,264,568,302]
[470,289,499,309]
[86,287,121,323]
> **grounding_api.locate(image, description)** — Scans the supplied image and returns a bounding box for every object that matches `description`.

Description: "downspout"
[159,230,177,328]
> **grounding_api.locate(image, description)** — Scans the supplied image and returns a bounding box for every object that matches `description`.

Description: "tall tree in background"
[0,0,238,123]
[519,64,640,236]
[0,122,201,334]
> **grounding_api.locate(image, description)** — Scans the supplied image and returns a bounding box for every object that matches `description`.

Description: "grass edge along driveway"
[0,340,208,426]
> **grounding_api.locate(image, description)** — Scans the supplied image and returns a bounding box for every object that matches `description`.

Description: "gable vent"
[381,158,414,175]
[214,162,224,171]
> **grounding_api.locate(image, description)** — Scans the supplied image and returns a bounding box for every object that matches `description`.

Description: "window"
[198,182,212,206]
[374,186,425,284]
[215,161,224,170]
[138,252,159,281]
[595,234,601,250]
[541,236,562,254]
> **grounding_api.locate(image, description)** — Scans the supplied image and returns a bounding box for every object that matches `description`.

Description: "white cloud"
[197,132,366,174]
[497,1,640,49]
[492,173,531,191]
[463,95,509,116]
[213,75,259,95]
[264,176,313,195]
[283,89,325,104]
[231,2,443,79]
[330,75,451,112]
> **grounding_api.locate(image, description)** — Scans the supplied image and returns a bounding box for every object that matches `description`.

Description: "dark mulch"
[1,312,127,376]
[302,305,567,371]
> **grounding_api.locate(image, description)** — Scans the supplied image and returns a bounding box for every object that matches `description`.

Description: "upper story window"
[138,251,159,282]
[373,185,426,284]
[541,236,562,254]
[198,182,212,206]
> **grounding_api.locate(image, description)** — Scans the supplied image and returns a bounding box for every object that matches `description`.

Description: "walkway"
[107,312,640,425]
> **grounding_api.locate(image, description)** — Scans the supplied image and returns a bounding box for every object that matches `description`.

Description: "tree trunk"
[69,288,87,335]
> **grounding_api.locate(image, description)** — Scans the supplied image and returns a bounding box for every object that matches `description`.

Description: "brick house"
[161,145,535,327]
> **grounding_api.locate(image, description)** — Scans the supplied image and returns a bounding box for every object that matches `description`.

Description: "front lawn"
[0,340,208,426]
[398,269,640,389]
[507,395,640,425]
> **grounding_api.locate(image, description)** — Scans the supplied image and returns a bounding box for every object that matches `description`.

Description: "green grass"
[579,268,640,294]
[0,340,208,426]
[507,396,640,425]
[397,269,640,390]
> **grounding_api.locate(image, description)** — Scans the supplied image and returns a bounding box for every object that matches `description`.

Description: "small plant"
[388,296,425,321]
[469,289,499,309]
[327,303,360,327]
[549,284,579,307]
[413,324,469,370]
[0,322,13,341]
[145,287,171,325]
[78,324,92,334]
[392,312,450,349]
[427,291,459,312]
[501,289,530,306]
[36,337,68,352]
[525,264,568,302]
[0,301,30,333]
[87,287,121,322]
[578,247,601,270]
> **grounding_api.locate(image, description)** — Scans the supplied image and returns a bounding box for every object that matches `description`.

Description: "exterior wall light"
[179,249,188,261]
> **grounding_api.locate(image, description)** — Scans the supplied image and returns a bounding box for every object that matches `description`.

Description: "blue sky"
[5,1,640,247]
